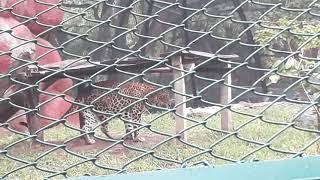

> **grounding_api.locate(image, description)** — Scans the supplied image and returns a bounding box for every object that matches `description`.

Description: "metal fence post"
[220,63,232,131]
[171,55,187,141]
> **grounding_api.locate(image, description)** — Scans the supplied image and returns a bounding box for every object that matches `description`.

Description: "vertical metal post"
[171,55,187,141]
[220,63,232,131]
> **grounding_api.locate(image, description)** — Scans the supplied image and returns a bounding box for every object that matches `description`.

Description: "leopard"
[66,80,171,144]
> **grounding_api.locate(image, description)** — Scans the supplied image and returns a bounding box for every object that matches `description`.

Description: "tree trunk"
[232,0,268,94]
[111,0,134,59]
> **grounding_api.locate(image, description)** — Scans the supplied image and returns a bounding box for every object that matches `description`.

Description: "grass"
[1,103,320,179]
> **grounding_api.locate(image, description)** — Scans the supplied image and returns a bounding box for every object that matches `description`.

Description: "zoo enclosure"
[1,0,320,179]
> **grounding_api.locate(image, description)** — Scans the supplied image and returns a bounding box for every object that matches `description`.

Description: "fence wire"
[1,0,320,179]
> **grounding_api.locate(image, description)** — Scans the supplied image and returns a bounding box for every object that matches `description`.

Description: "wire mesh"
[1,0,320,179]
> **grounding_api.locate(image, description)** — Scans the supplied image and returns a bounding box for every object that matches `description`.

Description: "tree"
[255,16,320,99]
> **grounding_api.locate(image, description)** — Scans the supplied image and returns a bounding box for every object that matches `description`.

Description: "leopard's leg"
[124,122,135,140]
[79,111,85,134]
[123,111,144,142]
[132,112,145,142]
[80,109,98,145]
[99,115,114,139]
[121,111,135,140]
[120,112,133,140]
[79,114,85,128]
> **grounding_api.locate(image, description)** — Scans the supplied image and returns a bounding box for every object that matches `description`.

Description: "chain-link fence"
[1,0,320,179]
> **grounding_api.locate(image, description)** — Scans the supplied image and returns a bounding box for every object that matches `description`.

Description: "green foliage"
[255,17,320,92]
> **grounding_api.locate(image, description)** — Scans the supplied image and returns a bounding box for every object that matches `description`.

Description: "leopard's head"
[147,89,171,108]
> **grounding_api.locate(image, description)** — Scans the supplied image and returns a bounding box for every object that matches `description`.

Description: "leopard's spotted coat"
[67,81,170,144]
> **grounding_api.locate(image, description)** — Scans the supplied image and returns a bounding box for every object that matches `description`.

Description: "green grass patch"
[1,105,320,179]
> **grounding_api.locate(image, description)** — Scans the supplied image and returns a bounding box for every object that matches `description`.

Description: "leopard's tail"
[64,84,90,118]
[65,96,80,116]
